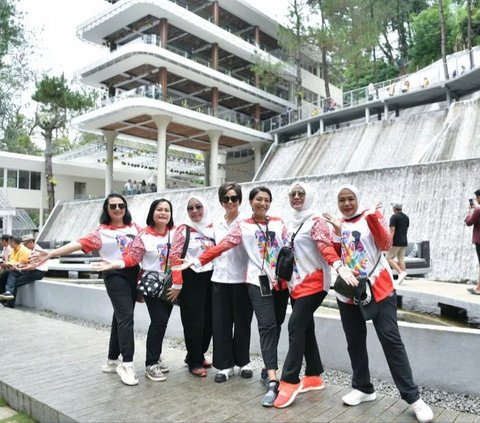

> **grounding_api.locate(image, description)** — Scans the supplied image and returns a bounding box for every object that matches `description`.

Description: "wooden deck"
[0,306,478,423]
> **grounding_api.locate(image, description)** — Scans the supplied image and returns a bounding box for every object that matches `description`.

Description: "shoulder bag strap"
[181,226,190,259]
[290,222,304,248]
[367,253,383,278]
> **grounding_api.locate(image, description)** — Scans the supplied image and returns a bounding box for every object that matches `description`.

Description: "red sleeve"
[311,218,341,265]
[171,225,187,285]
[366,210,393,251]
[122,235,145,268]
[198,222,242,266]
[78,230,102,254]
[465,208,480,226]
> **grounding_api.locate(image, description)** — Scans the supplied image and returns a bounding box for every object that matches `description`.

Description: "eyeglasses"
[109,203,126,210]
[289,190,306,198]
[187,205,204,212]
[221,195,239,204]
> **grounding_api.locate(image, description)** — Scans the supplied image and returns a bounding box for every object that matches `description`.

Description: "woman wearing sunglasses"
[30,193,141,386]
[209,183,253,383]
[93,198,176,383]
[273,182,351,408]
[174,186,289,407]
[168,195,215,377]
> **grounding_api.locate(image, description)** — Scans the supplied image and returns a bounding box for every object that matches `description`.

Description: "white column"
[152,115,172,191]
[365,107,370,123]
[319,119,324,134]
[102,130,117,195]
[383,103,389,120]
[207,130,222,187]
[307,123,312,137]
[253,143,263,172]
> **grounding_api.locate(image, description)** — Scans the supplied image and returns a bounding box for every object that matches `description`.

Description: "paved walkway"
[1,306,479,423]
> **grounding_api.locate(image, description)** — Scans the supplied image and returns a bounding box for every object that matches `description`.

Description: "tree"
[31,74,94,211]
[438,0,450,79]
[0,106,40,155]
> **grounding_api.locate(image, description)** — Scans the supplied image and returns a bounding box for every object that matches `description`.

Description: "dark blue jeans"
[337,292,420,404]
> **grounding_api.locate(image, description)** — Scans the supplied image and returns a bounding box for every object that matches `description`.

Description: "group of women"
[31,182,433,423]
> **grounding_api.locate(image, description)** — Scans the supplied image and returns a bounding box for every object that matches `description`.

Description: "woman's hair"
[146,198,174,229]
[99,193,132,225]
[218,182,242,204]
[475,188,480,197]
[249,186,272,202]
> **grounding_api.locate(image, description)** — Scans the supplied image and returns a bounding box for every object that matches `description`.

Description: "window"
[30,172,41,190]
[0,168,3,187]
[7,170,17,188]
[74,182,87,200]
[19,170,29,189]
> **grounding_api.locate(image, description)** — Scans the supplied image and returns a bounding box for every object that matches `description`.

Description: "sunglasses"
[221,195,239,204]
[187,205,204,212]
[289,190,306,198]
[109,203,126,210]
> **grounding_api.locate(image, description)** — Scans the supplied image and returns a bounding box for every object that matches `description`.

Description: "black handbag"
[159,226,190,306]
[275,223,304,282]
[334,254,382,320]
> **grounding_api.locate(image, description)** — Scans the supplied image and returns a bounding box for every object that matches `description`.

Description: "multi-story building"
[74,0,341,189]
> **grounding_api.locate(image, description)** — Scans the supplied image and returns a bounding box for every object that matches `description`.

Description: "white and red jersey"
[196,216,288,290]
[335,210,394,304]
[78,223,141,261]
[171,224,215,287]
[211,216,249,284]
[121,226,176,276]
[288,216,338,300]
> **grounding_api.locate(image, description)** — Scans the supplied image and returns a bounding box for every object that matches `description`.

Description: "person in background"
[323,185,433,423]
[30,194,141,387]
[421,77,430,88]
[0,234,47,307]
[273,182,352,409]
[367,83,376,100]
[174,186,290,407]
[169,195,215,378]
[1,234,12,263]
[94,198,176,381]
[210,183,253,383]
[465,188,480,295]
[387,203,409,285]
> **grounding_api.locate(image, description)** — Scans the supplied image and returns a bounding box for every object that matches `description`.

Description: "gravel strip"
[20,307,480,416]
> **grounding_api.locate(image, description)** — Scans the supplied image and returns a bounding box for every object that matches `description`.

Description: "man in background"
[387,203,409,284]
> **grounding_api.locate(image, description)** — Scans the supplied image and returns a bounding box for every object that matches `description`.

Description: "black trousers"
[247,284,289,370]
[211,281,253,369]
[337,292,420,404]
[144,296,173,366]
[180,268,213,369]
[103,267,139,363]
[281,291,327,384]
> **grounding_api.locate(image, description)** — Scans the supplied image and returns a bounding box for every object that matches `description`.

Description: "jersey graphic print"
[157,243,169,272]
[255,229,278,271]
[196,235,214,252]
[341,229,368,277]
[116,234,135,256]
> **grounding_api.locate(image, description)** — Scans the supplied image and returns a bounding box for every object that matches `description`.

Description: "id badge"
[259,274,272,297]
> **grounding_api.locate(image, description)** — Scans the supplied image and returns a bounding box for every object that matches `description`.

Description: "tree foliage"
[31,74,95,211]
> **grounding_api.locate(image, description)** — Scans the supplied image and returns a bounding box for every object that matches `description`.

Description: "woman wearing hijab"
[174,186,289,407]
[169,195,215,377]
[273,181,356,408]
[322,185,433,423]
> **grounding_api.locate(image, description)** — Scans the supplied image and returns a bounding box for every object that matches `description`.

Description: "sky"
[17,0,290,83]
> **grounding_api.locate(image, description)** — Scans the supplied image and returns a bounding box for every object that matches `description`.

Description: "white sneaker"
[411,398,433,423]
[397,271,408,285]
[214,367,235,383]
[116,363,139,386]
[342,389,377,406]
[240,363,253,379]
[102,359,121,373]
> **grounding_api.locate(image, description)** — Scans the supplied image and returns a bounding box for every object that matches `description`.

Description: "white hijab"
[336,184,364,219]
[288,181,318,229]
[185,195,214,239]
